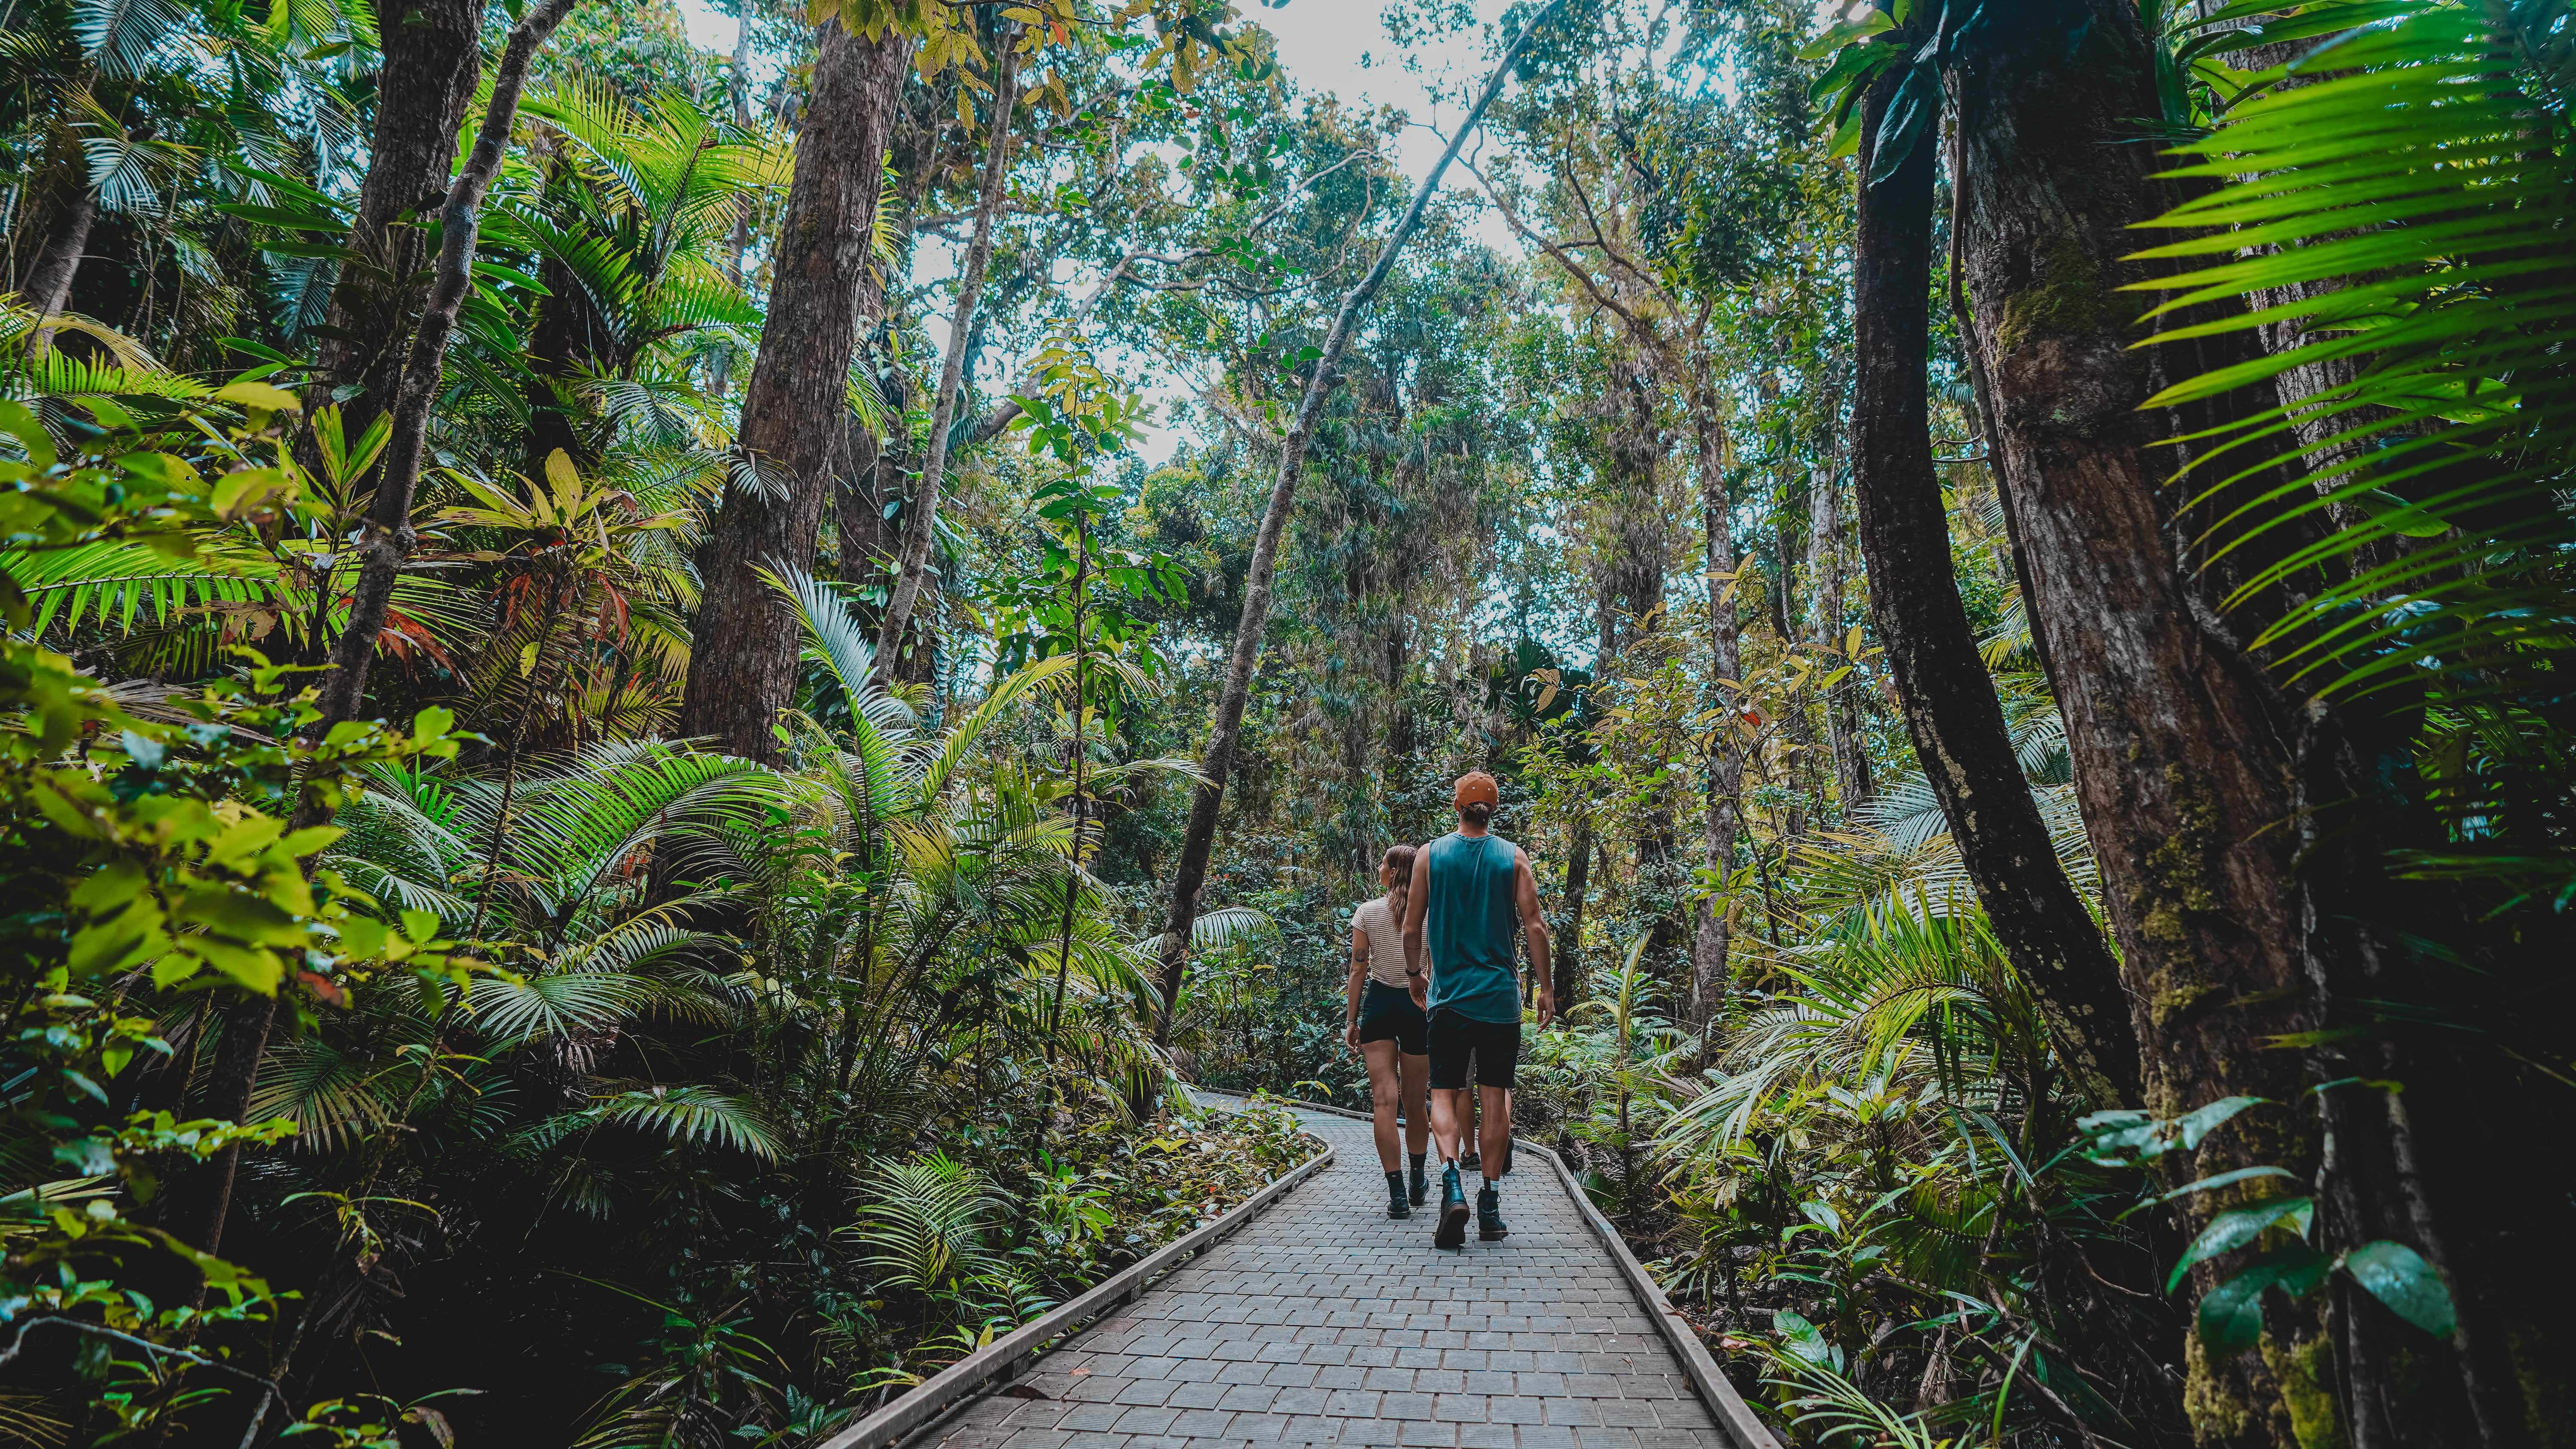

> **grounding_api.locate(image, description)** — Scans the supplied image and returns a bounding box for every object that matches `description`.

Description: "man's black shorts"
[1427,1007,1520,1090]
[1357,981,1427,1055]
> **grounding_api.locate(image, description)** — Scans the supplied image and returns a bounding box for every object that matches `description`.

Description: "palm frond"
[2129,0,2576,704]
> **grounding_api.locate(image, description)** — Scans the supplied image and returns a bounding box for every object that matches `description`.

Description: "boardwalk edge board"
[1260,1090,1779,1449]
[813,1125,1338,1449]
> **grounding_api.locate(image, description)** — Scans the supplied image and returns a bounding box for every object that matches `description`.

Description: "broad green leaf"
[2341,1240,2456,1337]
[2170,1197,2315,1290]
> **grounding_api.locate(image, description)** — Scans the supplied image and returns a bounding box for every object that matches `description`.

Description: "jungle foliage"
[0,0,2566,1440]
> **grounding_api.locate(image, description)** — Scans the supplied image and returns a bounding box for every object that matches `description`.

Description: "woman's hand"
[1344,1019,1362,1053]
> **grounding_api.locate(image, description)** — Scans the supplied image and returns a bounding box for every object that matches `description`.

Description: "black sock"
[1386,1169,1406,1193]
[1409,1153,1426,1174]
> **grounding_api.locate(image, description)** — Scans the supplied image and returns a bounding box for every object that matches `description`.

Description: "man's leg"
[1473,1021,1521,1242]
[1400,1051,1431,1205]
[1478,1084,1512,1173]
[1423,1009,1475,1249]
[1427,1086,1469,1163]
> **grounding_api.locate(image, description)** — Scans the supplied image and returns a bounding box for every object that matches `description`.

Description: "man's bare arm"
[1515,846,1554,1027]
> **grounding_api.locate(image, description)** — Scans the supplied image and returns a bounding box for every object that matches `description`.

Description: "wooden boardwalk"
[912,1101,1734,1448]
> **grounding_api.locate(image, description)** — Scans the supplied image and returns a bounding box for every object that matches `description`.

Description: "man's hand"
[1535,989,1556,1031]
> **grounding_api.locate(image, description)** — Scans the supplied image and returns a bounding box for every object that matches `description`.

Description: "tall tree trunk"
[310,0,484,437]
[1807,465,1872,814]
[1848,71,2140,1108]
[185,0,584,1268]
[1688,391,1741,1030]
[1151,0,1564,1046]
[1949,2,2321,1437]
[678,21,912,761]
[873,30,1022,676]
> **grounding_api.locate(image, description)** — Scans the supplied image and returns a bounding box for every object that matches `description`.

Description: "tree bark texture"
[874,30,1023,674]
[19,175,92,330]
[311,0,483,433]
[1848,72,2140,1108]
[677,21,912,761]
[1151,0,1564,1044]
[1949,2,2322,1439]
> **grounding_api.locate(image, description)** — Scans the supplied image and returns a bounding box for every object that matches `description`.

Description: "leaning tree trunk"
[1151,0,1565,1045]
[18,173,92,336]
[310,0,484,438]
[678,20,914,761]
[1948,0,2322,1438]
[1847,71,2140,1107]
[873,29,1023,676]
[183,0,586,1269]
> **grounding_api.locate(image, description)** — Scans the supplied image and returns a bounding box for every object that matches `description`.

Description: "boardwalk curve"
[909,1100,1745,1448]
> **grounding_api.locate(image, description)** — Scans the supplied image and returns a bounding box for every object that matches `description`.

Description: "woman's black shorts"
[1357,981,1427,1055]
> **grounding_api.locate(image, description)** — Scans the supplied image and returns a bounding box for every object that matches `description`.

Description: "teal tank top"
[1423,831,1523,1023]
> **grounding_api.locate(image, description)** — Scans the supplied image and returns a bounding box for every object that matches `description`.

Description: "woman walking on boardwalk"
[1343,843,1432,1218]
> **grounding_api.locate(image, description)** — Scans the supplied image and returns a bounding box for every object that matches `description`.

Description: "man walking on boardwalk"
[1402,770,1554,1249]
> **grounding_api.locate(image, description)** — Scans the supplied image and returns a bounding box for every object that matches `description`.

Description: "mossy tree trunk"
[1947,1,2323,1440]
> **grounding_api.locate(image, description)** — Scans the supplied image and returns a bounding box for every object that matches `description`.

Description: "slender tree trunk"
[1558,816,1592,1010]
[678,21,913,761]
[1807,466,1871,813]
[1849,70,2140,1107]
[1151,0,1564,1045]
[310,0,484,437]
[182,0,584,1269]
[1770,513,1825,836]
[1950,1,2319,1436]
[1688,391,1741,1029]
[874,30,1022,675]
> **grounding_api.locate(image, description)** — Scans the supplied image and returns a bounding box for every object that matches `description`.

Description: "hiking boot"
[1408,1160,1428,1206]
[1477,1184,1509,1241]
[1460,1150,1481,1175]
[1433,1165,1470,1249]
[1385,1171,1411,1219]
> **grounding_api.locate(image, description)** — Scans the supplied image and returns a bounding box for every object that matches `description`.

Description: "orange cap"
[1453,771,1500,808]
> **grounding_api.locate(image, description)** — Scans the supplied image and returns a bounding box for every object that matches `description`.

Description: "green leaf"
[2197,1246,2332,1352]
[2341,1240,2456,1337]
[2171,1197,2314,1291]
[1868,61,1938,187]
[1773,1309,1834,1367]
[1797,9,1894,59]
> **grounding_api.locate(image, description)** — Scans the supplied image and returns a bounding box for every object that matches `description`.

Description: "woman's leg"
[1400,1053,1431,1157]
[1361,1038,1403,1170]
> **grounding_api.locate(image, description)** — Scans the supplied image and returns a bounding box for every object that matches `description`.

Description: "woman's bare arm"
[1345,925,1370,1048]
